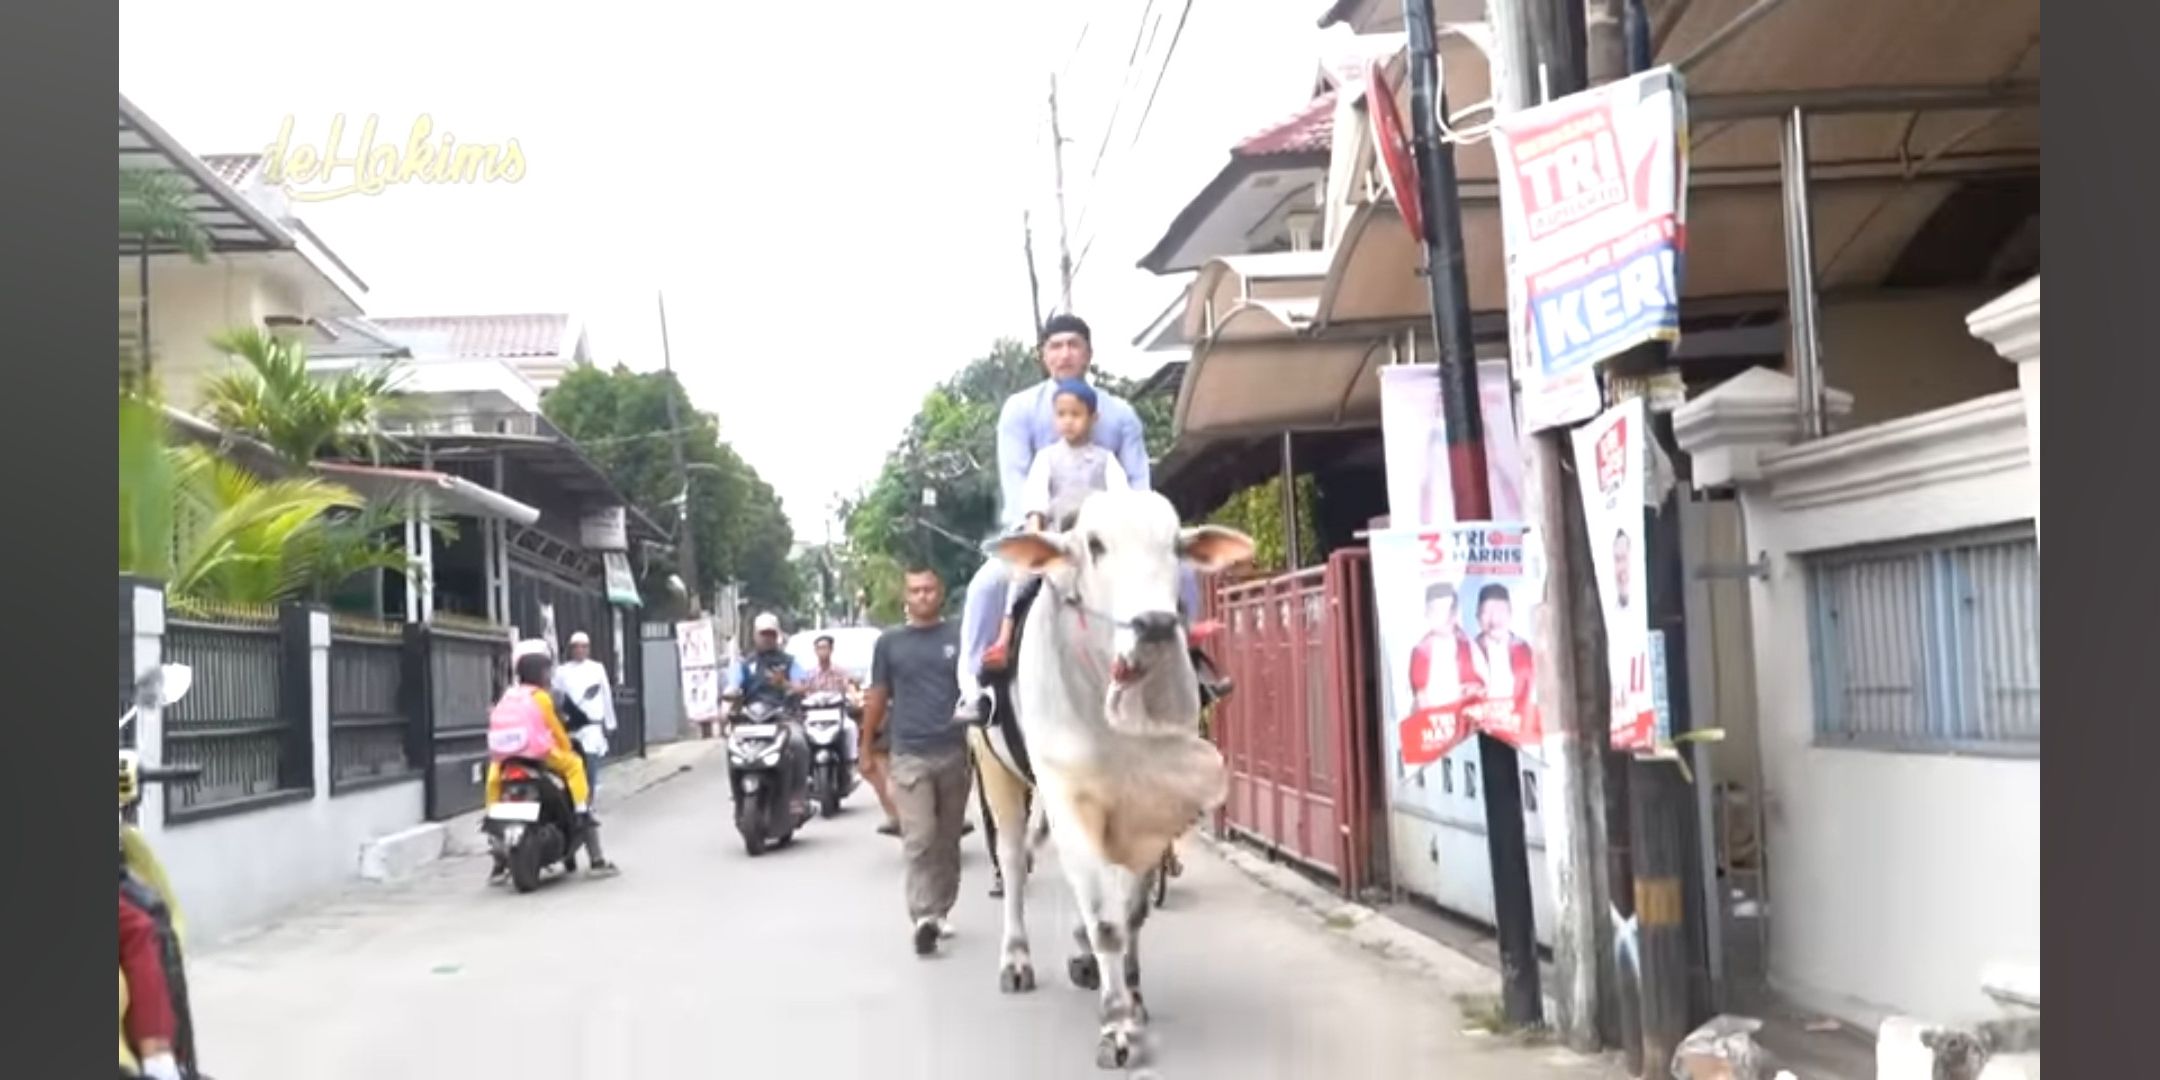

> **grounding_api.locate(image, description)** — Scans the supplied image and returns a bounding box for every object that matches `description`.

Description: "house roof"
[308,316,414,360]
[371,314,577,359]
[1233,90,1339,157]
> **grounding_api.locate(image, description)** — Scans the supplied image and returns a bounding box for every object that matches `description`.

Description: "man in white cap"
[730,612,815,814]
[555,631,617,799]
[734,612,811,709]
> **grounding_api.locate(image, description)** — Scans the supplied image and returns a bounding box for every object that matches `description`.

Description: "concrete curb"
[426,738,726,859]
[1196,831,1567,1034]
[358,823,447,883]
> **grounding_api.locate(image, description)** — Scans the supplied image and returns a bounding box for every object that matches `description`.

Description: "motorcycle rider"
[118,892,183,1080]
[731,613,814,810]
[484,643,618,882]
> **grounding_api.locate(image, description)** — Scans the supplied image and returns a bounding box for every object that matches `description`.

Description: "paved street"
[190,749,1614,1079]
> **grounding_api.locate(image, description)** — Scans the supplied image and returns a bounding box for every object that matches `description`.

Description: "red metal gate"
[1202,549,1376,896]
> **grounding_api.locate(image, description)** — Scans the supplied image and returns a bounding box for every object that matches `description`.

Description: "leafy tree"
[1203,473,1321,577]
[543,365,798,615]
[841,339,1041,611]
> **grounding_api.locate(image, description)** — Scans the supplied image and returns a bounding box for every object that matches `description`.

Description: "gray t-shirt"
[870,621,965,757]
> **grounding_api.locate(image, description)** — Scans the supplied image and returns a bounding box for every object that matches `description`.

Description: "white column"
[308,610,332,802]
[1966,276,2041,538]
[131,583,168,836]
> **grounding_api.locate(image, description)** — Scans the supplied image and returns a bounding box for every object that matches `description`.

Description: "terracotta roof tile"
[372,314,573,359]
[1233,91,1339,157]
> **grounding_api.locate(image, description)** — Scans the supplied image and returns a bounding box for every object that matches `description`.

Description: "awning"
[311,462,542,526]
[1175,336,1393,437]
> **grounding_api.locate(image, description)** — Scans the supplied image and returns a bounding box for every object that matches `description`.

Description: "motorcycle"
[722,688,813,856]
[118,662,215,1080]
[800,689,860,818]
[482,758,592,894]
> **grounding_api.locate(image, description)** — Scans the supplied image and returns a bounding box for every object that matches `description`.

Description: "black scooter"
[722,689,813,856]
[483,758,591,893]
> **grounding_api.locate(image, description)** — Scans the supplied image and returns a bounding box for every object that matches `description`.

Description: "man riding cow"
[955,313,1229,724]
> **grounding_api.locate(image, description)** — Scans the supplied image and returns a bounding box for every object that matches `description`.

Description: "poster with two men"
[1372,365,1546,793]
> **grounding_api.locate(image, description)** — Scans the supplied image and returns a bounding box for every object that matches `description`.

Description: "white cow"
[981,488,1253,1070]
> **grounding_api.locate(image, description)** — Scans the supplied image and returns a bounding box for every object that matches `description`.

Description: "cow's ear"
[995,531,1073,574]
[1179,525,1255,573]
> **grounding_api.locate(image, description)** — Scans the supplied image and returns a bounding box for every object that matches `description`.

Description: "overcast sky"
[121,0,1332,540]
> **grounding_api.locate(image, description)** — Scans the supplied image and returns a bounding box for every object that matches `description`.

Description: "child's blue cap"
[1052,378,1098,413]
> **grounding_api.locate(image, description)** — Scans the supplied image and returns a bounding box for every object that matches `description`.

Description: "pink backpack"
[487,685,557,762]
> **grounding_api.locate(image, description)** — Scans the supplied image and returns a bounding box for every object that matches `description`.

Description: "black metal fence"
[159,600,310,822]
[121,578,583,827]
[328,616,416,792]
[412,619,510,821]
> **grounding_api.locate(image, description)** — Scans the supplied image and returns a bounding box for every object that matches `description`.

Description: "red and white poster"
[1492,66,1690,433]
[1378,362,1525,527]
[1571,397,1662,752]
[1370,525,1548,773]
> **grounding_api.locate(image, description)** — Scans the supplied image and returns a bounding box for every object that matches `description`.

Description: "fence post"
[278,604,320,796]
[304,607,332,801]
[402,623,437,819]
[120,577,167,831]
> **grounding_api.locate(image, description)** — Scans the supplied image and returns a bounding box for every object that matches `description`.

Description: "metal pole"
[1405,1,1491,518]
[1406,0,1539,1030]
[1280,433,1302,571]
[657,292,703,611]
[1782,109,1827,439]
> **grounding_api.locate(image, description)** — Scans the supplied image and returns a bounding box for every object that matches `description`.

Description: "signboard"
[1370,525,1548,775]
[1493,66,1690,433]
[676,618,722,723]
[1571,397,1662,753]
[1378,362,1525,528]
[579,506,629,552]
[1366,62,1425,242]
[601,552,641,607]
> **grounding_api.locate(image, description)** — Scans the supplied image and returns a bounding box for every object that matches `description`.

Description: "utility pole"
[1485,0,1615,1056]
[1047,73,1077,310]
[1023,210,1047,334]
[1585,2,1647,1069]
[656,291,701,614]
[1477,0,1615,1054]
[1401,0,1542,1031]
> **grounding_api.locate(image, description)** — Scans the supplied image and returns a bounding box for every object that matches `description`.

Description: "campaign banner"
[1571,397,1662,752]
[1370,525,1547,774]
[1493,66,1690,433]
[1378,362,1525,527]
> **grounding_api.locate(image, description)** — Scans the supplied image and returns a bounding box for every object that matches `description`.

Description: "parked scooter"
[722,687,813,855]
[800,689,860,818]
[482,757,593,893]
[118,662,215,1080]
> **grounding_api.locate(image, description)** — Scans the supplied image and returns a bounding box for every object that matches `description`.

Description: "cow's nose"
[1130,611,1181,644]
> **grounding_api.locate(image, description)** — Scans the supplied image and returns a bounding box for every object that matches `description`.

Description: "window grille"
[1806,523,2039,754]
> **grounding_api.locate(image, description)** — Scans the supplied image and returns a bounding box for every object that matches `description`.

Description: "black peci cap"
[1039,312,1092,345]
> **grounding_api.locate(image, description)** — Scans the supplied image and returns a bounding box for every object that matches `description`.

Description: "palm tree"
[120,168,211,385]
[122,392,434,606]
[199,328,410,466]
[120,169,210,260]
